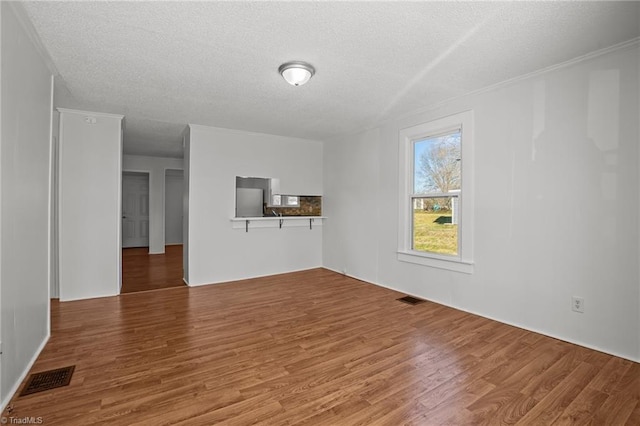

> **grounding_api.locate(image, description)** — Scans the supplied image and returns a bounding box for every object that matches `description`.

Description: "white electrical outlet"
[572,296,584,313]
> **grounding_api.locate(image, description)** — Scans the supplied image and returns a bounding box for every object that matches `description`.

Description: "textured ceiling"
[21,1,640,159]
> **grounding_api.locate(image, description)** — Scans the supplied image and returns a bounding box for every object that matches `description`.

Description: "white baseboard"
[187,265,325,287]
[1,333,50,412]
[322,267,640,364]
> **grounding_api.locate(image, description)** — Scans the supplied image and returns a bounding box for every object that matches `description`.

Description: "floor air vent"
[20,365,75,396]
[397,295,425,305]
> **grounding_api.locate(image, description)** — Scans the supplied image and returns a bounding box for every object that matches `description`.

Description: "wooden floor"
[121,245,185,293]
[7,269,639,425]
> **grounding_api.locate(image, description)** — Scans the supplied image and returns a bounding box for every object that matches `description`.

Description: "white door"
[122,173,149,248]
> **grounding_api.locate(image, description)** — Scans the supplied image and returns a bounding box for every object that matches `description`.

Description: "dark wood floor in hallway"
[121,244,185,293]
[7,269,639,425]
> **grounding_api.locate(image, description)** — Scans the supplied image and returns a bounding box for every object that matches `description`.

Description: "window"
[412,131,461,256]
[284,195,300,207]
[398,111,474,273]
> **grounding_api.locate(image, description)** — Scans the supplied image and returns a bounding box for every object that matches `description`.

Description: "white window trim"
[397,111,475,274]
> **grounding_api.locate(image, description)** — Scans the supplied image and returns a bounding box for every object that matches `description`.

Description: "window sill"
[397,251,474,274]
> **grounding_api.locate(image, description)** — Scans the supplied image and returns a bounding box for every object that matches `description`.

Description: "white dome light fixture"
[278,61,315,86]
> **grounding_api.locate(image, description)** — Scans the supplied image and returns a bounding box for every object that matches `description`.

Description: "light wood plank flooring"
[6,269,639,424]
[121,245,185,293]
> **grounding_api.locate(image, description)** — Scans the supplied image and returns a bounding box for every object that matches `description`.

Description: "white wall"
[123,155,184,253]
[50,110,60,299]
[323,44,640,361]
[186,124,323,285]
[0,3,52,407]
[183,129,191,284]
[58,109,123,301]
[165,170,183,245]
[323,127,381,283]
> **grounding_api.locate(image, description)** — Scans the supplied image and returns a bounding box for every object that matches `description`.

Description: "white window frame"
[397,111,474,274]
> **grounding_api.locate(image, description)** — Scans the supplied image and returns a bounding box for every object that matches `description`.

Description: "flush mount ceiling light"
[278,61,315,86]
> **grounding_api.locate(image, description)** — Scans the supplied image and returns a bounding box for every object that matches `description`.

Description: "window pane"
[412,196,458,255]
[414,130,461,194]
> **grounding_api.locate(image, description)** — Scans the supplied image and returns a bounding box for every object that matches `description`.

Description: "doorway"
[120,168,186,294]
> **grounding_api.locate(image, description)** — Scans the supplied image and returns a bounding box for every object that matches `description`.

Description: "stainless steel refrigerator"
[235,188,264,217]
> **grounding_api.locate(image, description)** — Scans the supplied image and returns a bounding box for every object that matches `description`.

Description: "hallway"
[121,244,185,293]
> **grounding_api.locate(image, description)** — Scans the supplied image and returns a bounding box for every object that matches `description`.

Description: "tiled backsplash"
[266,196,322,216]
